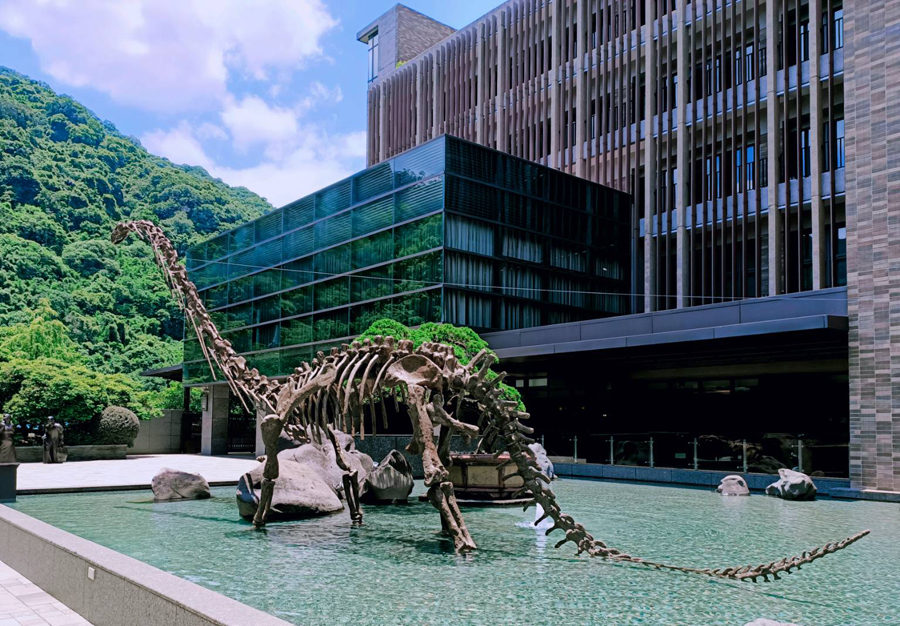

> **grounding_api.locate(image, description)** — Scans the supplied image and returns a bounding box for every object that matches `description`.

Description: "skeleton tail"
[468,355,869,583]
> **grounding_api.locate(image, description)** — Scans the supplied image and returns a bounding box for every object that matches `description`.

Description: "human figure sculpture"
[0,415,16,464]
[41,416,67,464]
[111,219,869,583]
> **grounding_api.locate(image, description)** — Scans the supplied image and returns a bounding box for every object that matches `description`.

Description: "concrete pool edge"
[17,480,239,496]
[552,462,900,501]
[0,504,291,626]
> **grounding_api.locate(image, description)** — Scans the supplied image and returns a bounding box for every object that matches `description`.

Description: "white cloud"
[141,121,215,171]
[141,122,366,207]
[220,95,298,154]
[0,0,338,113]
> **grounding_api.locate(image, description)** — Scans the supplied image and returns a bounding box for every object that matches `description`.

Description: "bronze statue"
[0,415,16,464]
[112,219,869,583]
[41,416,67,464]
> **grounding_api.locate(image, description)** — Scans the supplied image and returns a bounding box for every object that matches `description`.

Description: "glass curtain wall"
[184,136,632,384]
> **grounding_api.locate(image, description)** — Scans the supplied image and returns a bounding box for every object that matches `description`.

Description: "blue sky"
[0,0,488,207]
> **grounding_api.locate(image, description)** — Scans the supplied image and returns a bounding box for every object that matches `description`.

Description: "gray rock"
[151,468,211,501]
[765,468,817,501]
[362,450,414,503]
[528,443,555,479]
[236,459,343,520]
[743,620,801,626]
[717,474,750,496]
[279,429,374,499]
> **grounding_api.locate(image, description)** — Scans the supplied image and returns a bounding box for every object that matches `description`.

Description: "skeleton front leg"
[324,425,363,523]
[407,386,476,551]
[253,414,284,527]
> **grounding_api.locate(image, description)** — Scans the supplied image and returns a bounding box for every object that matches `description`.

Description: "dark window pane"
[315,180,352,220]
[394,214,442,257]
[395,177,444,222]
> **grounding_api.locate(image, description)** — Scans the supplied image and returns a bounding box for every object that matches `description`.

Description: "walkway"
[16,454,260,494]
[0,559,90,625]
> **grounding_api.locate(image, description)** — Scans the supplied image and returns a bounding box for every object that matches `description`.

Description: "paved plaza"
[0,560,90,626]
[16,454,259,494]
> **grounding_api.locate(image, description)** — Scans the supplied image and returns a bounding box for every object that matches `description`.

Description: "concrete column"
[200,385,229,456]
[808,0,825,289]
[644,0,658,313]
[431,52,441,138]
[476,22,485,144]
[766,0,781,295]
[675,0,689,307]
[378,86,387,163]
[415,61,426,144]
[498,13,509,153]
[549,0,560,167]
[573,0,586,177]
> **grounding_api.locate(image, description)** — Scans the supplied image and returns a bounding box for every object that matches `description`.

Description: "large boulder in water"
[279,429,374,499]
[236,459,343,520]
[151,468,210,501]
[765,468,817,501]
[362,450,414,503]
[528,443,555,479]
[717,474,750,496]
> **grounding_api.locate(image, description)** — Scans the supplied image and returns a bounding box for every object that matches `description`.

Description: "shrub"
[356,320,525,411]
[95,405,140,446]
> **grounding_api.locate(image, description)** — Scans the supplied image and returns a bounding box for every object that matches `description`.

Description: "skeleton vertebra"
[113,219,869,581]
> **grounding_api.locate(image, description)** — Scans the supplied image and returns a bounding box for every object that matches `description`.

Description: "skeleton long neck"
[116,220,279,412]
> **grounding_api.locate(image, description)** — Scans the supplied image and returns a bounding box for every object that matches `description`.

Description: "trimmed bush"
[96,405,140,446]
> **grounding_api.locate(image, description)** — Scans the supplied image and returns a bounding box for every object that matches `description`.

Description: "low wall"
[353,435,477,479]
[131,410,183,454]
[15,445,127,463]
[554,462,852,495]
[0,505,290,626]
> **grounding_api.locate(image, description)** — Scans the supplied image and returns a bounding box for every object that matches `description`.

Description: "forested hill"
[0,67,272,381]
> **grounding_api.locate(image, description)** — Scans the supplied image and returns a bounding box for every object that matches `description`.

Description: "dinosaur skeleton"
[112,219,869,582]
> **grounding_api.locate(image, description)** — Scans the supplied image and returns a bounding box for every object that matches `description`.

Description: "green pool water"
[9,479,899,626]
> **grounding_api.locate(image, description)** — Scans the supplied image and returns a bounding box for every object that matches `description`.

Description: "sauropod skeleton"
[113,219,869,582]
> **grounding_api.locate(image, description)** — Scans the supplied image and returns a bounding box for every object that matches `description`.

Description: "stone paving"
[0,560,90,626]
[16,454,259,493]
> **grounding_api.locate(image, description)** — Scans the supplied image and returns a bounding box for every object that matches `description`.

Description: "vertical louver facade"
[366,0,848,315]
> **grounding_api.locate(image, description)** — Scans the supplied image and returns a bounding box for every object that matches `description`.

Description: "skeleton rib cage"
[112,219,869,582]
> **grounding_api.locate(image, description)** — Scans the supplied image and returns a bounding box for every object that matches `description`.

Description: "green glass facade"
[183,136,631,384]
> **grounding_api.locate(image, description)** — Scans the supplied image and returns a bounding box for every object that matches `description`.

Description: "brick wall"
[846,0,900,492]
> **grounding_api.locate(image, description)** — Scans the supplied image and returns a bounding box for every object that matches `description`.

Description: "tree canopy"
[0,67,273,415]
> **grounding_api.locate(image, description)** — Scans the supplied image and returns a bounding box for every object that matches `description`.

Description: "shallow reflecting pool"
[10,479,900,625]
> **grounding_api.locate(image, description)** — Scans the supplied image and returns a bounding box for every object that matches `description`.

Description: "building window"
[834,9,844,49]
[706,60,712,96]
[823,121,831,170]
[715,55,722,92]
[661,77,668,112]
[746,45,756,81]
[672,168,678,208]
[746,145,756,190]
[367,31,379,83]
[735,48,743,85]
[705,157,712,199]
[760,154,768,187]
[672,73,677,105]
[715,155,722,198]
[835,119,845,168]
[821,11,830,53]
[735,148,743,192]
[801,128,811,177]
[800,22,810,62]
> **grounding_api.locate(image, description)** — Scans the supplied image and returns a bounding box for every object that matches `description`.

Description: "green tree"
[0,299,82,362]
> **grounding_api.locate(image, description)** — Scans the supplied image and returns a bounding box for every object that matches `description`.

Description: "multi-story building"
[356,1,900,495]
[182,134,630,383]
